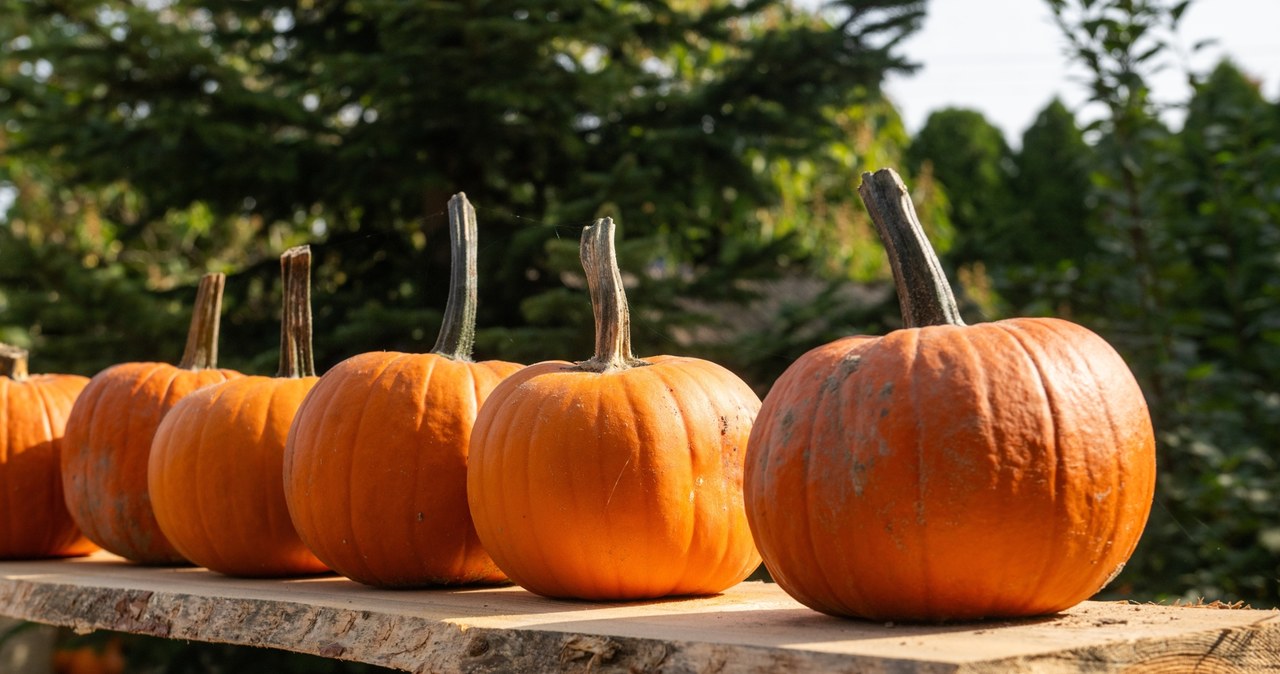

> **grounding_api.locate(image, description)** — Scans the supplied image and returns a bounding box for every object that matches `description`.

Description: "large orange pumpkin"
[285,195,520,587]
[467,218,761,600]
[61,274,241,563]
[0,344,94,559]
[148,246,327,577]
[744,169,1156,621]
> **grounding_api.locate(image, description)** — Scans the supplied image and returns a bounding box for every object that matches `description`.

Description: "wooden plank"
[0,552,1276,673]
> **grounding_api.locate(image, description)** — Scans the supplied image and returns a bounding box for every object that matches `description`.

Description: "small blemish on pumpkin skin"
[821,354,863,393]
[849,457,875,497]
[778,410,797,445]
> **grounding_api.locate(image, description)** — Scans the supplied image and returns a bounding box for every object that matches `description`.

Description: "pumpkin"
[467,218,761,600]
[0,344,94,559]
[148,246,327,576]
[61,273,241,564]
[285,194,520,587]
[744,168,1156,621]
[52,636,126,674]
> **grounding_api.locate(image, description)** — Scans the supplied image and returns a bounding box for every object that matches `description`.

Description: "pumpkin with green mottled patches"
[744,169,1156,621]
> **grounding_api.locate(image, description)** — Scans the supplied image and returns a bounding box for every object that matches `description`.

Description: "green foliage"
[982,98,1098,317]
[1,0,930,378]
[906,107,1012,267]
[1137,59,1280,603]
[1009,99,1096,268]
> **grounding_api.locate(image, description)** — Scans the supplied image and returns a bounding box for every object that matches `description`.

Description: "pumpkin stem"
[858,168,966,328]
[177,273,226,370]
[0,344,29,381]
[430,193,478,362]
[576,218,647,373]
[277,246,317,378]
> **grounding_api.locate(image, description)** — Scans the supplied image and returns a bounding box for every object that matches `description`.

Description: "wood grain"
[0,552,1276,673]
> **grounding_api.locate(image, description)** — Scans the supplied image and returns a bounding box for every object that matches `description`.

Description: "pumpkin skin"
[743,169,1156,621]
[149,375,327,576]
[60,274,239,564]
[147,246,326,577]
[285,352,520,586]
[469,356,762,599]
[284,194,521,587]
[0,348,95,559]
[62,363,241,563]
[746,319,1155,620]
[467,219,762,600]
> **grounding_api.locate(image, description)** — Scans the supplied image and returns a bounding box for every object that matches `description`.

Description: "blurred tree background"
[1,0,1279,666]
[0,0,937,381]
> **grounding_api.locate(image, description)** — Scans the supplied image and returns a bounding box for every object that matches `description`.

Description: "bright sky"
[884,0,1280,145]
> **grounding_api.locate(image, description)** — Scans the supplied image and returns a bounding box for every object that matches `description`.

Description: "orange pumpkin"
[52,636,125,674]
[61,273,241,563]
[467,218,761,600]
[744,168,1156,621]
[0,344,94,558]
[148,246,327,577]
[285,195,520,587]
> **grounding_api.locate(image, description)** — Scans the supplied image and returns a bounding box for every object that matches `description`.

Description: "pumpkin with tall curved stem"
[467,218,761,600]
[744,168,1156,621]
[284,194,521,587]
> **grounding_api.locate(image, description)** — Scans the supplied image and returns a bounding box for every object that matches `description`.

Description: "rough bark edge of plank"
[0,579,960,674]
[964,616,1280,674]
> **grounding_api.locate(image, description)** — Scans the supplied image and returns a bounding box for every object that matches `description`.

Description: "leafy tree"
[1149,59,1280,602]
[1,0,930,378]
[996,98,1096,315]
[906,107,1013,267]
[723,96,955,390]
[1010,98,1095,267]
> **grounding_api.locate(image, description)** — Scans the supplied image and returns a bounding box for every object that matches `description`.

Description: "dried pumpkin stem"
[277,245,317,378]
[177,273,226,370]
[0,344,29,381]
[576,218,646,373]
[430,193,478,362]
[858,168,966,328]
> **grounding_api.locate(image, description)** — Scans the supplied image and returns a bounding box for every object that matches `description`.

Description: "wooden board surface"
[0,552,1277,673]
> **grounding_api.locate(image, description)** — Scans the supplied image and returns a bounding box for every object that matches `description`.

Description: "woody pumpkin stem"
[277,245,317,378]
[858,168,966,328]
[177,273,226,370]
[430,193,478,362]
[0,344,29,381]
[576,218,647,373]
